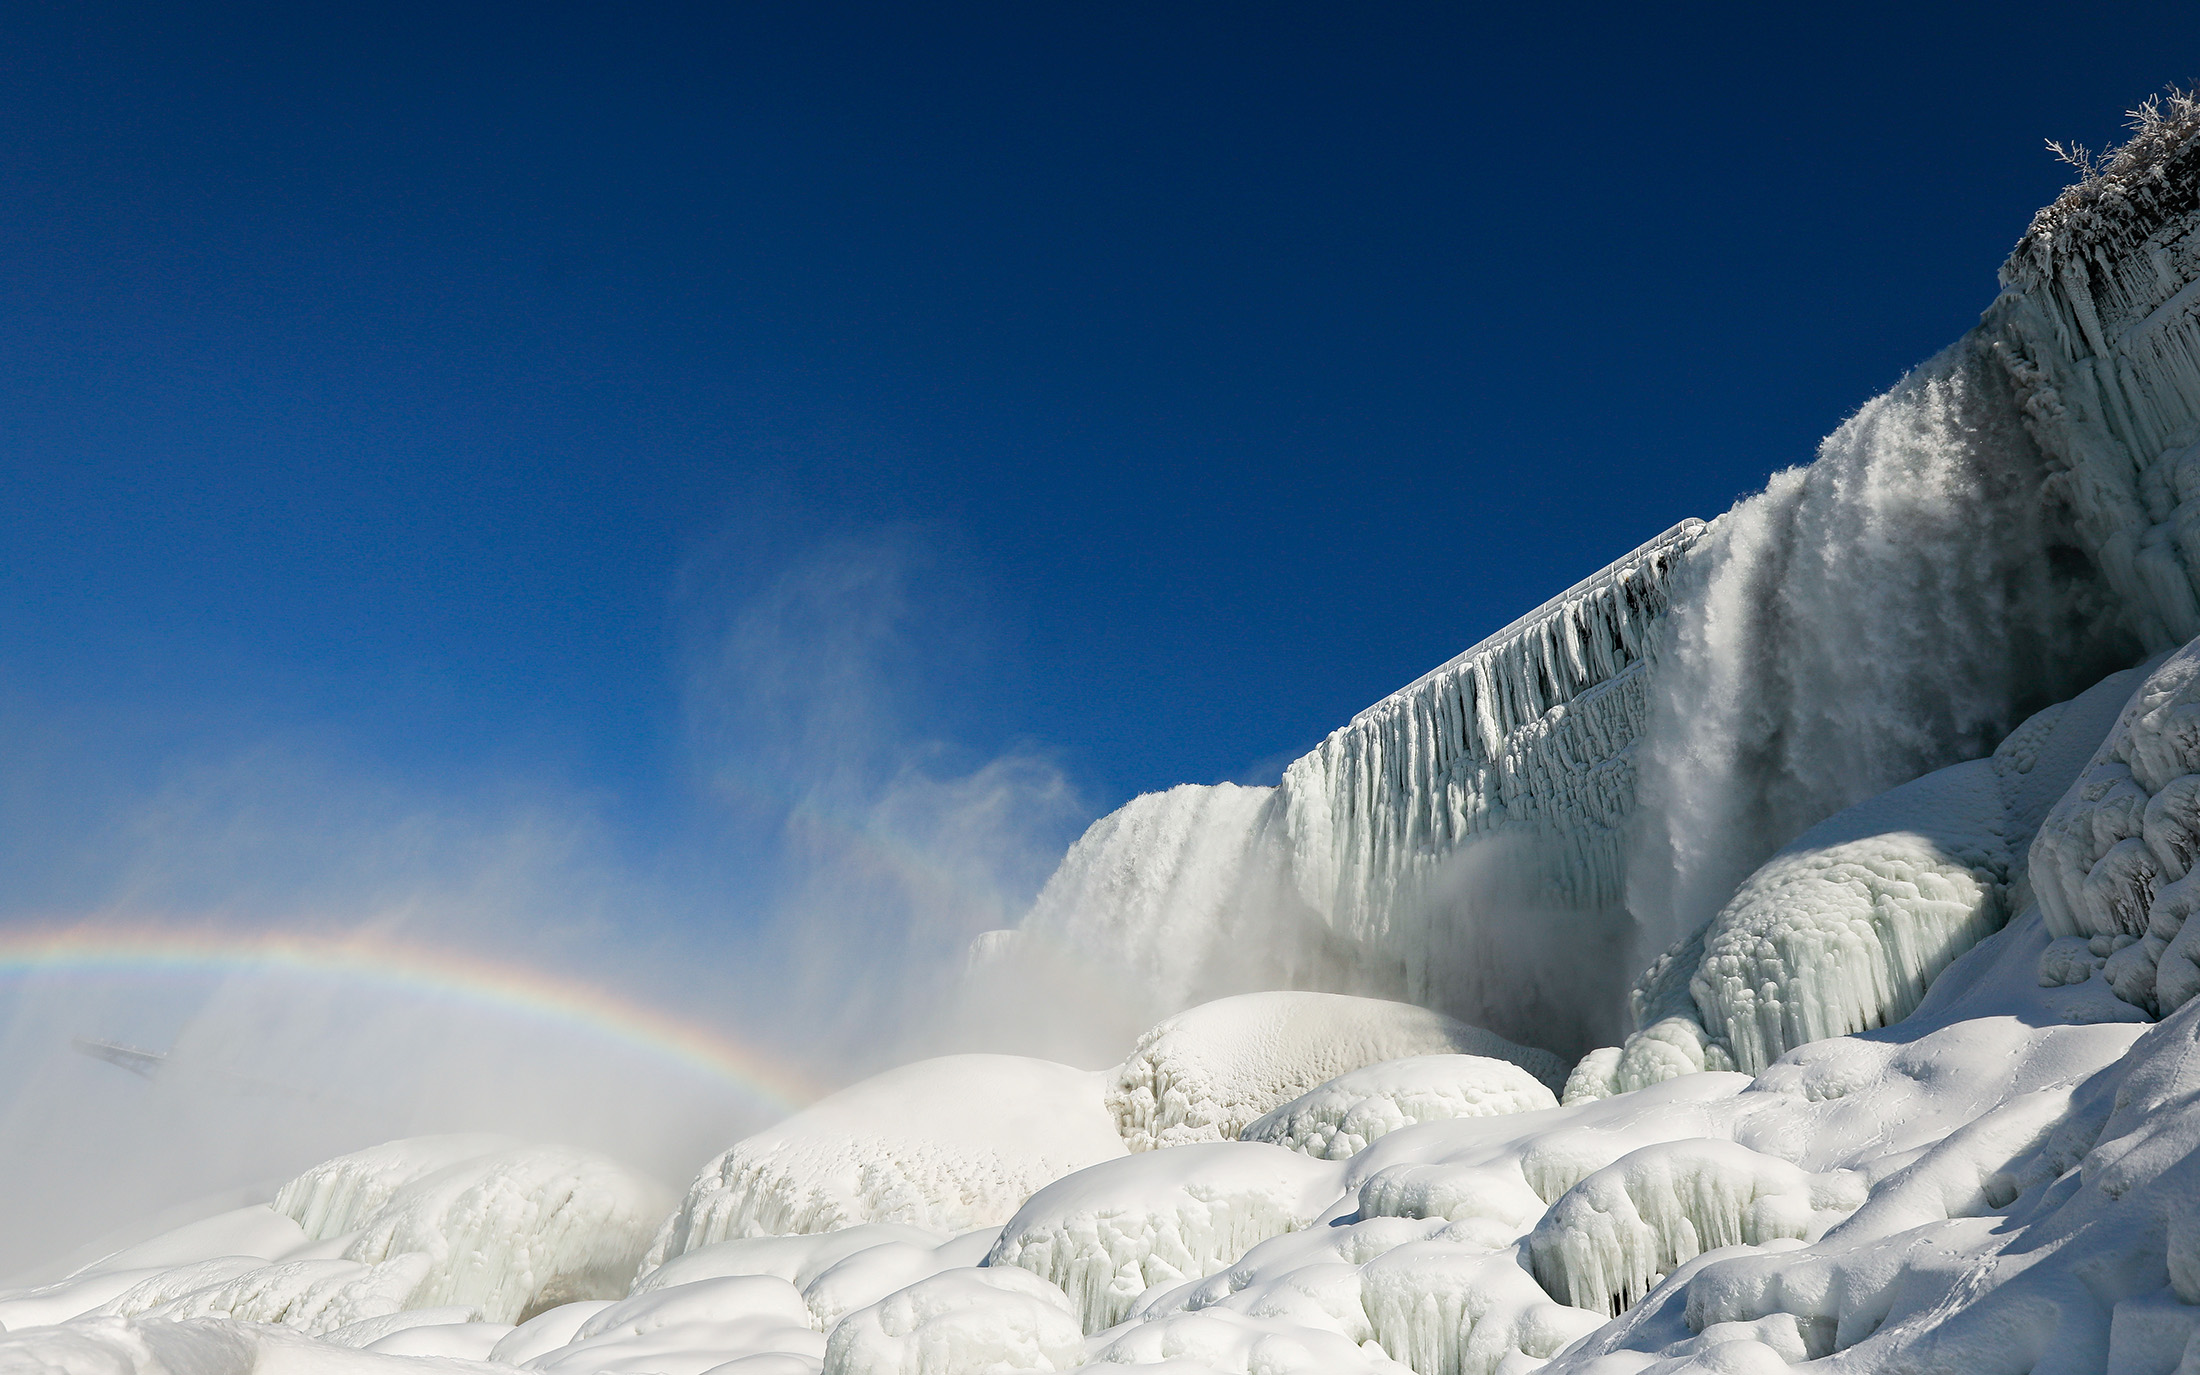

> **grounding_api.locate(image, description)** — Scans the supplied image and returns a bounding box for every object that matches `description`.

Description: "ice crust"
[1107,993,1564,1153]
[646,1056,1128,1266]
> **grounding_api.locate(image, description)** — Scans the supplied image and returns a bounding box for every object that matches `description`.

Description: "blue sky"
[3,2,2198,1013]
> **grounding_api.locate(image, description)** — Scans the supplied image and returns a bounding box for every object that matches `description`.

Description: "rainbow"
[0,922,821,1114]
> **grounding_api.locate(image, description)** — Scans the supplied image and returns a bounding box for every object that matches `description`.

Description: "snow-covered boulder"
[1107,992,1565,1153]
[1238,1054,1557,1160]
[83,1140,669,1333]
[332,1142,671,1323]
[1525,1138,1865,1316]
[820,1266,1083,1375]
[529,1272,825,1375]
[646,1055,1127,1269]
[1688,755,2013,1075]
[985,1140,1343,1331]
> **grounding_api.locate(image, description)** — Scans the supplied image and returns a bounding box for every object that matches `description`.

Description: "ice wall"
[1004,107,2200,1059]
[1008,525,1702,1053]
[1991,98,2200,651]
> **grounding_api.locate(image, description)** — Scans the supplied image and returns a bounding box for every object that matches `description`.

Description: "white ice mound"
[821,1266,1083,1375]
[273,1133,519,1240]
[1114,1216,1603,1375]
[1108,992,1564,1153]
[1239,1055,1557,1160]
[647,1055,1127,1268]
[77,1140,670,1335]
[1690,756,2012,1074]
[529,1272,825,1375]
[2027,638,2200,1019]
[984,1140,1343,1331]
[1525,1139,1865,1316]
[1569,658,2148,1101]
[329,1140,672,1324]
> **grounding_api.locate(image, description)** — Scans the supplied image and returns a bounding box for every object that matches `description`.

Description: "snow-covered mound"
[821,1266,1083,1375]
[1239,1054,1557,1160]
[0,1137,671,1340]
[272,1134,521,1241]
[1569,661,2149,1101]
[1108,992,1564,1153]
[984,1140,1344,1331]
[646,1054,1127,1267]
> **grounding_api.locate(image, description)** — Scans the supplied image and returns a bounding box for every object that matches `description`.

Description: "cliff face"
[1011,524,1703,1052]
[1994,99,2200,649]
[1276,520,1702,925]
[1010,108,2200,1058]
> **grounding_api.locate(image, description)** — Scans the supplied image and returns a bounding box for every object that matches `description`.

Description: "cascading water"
[995,106,2200,1057]
[1626,338,2134,960]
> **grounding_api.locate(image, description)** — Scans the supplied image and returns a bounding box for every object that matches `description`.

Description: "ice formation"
[1239,1055,1557,1161]
[2028,638,2200,1022]
[1007,522,1705,1052]
[1106,992,1564,1153]
[15,89,2200,1375]
[646,1055,1127,1265]
[985,1141,1344,1331]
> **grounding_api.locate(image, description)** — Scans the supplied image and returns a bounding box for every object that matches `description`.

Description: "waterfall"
[998,113,2200,1054]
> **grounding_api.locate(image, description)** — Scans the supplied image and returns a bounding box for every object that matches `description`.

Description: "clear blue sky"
[3,2,2197,959]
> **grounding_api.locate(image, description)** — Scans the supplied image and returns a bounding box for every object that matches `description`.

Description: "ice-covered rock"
[1571,666,2147,1095]
[647,1056,1126,1269]
[1357,1242,1605,1375]
[1525,1139,1865,1316]
[530,1272,824,1375]
[985,1141,1343,1331]
[820,1266,1083,1375]
[1107,993,1563,1153]
[26,1139,673,1336]
[332,1142,671,1323]
[1992,90,2200,654]
[1686,757,2013,1074]
[1237,1055,1556,1161]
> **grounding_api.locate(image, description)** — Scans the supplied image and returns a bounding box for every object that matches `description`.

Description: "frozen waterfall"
[994,109,2200,1061]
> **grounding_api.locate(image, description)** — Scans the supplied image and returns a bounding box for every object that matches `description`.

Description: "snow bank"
[985,1141,1343,1331]
[1238,1055,1555,1161]
[647,1056,1127,1265]
[1107,992,1563,1153]
[328,1143,670,1323]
